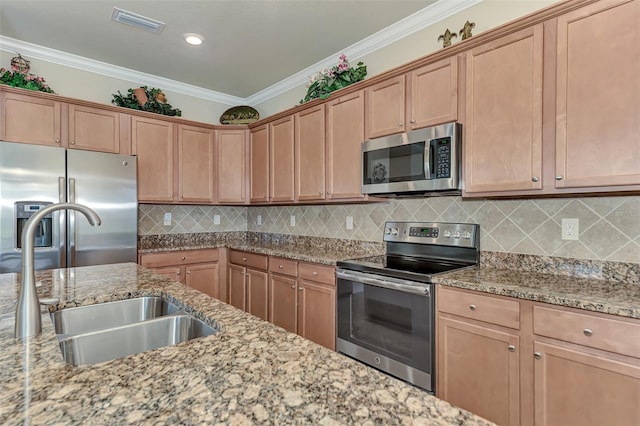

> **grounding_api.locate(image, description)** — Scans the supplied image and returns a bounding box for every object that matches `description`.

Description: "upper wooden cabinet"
[365,56,459,140]
[269,115,295,202]
[68,104,123,153]
[250,124,270,203]
[326,90,366,200]
[217,128,248,204]
[464,25,544,194]
[0,91,62,147]
[177,124,215,203]
[132,115,175,202]
[554,0,640,189]
[295,104,326,201]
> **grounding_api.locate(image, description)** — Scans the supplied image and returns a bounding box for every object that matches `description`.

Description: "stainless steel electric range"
[336,221,480,393]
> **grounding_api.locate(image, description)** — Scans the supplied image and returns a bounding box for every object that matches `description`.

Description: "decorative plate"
[219,105,259,125]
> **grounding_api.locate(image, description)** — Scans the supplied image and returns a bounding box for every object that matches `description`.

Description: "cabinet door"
[295,105,326,201]
[132,116,175,202]
[325,90,366,200]
[407,56,458,130]
[246,269,269,320]
[464,25,544,194]
[177,124,214,203]
[533,341,640,426]
[228,264,246,310]
[555,0,640,189]
[298,280,336,350]
[154,266,183,283]
[185,263,220,299]
[438,316,520,426]
[250,124,270,202]
[68,104,120,153]
[217,128,248,203]
[269,115,295,202]
[269,274,298,333]
[0,91,62,146]
[365,75,405,139]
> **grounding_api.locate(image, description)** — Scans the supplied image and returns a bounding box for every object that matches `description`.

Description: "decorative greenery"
[0,66,55,93]
[300,54,366,104]
[112,86,182,117]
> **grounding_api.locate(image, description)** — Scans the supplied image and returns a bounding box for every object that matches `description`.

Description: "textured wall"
[138,205,247,235]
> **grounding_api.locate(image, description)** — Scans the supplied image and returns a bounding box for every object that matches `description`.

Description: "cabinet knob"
[279,264,284,269]
[410,118,416,124]
[531,176,539,182]
[319,192,323,196]
[242,257,247,261]
[469,304,477,311]
[181,256,186,260]
[555,175,564,181]
[55,138,60,144]
[398,122,403,127]
[508,345,516,352]
[70,140,76,145]
[290,285,296,289]
[312,271,318,276]
[583,328,593,337]
[534,352,542,359]
[298,287,303,291]
[187,271,191,275]
[176,271,181,275]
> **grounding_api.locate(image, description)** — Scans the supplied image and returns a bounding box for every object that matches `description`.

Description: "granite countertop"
[0,263,491,425]
[433,267,640,319]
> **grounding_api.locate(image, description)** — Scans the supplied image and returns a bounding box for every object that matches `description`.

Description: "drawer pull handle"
[583,328,593,337]
[469,304,477,311]
[534,352,541,359]
[279,265,284,269]
[508,345,516,352]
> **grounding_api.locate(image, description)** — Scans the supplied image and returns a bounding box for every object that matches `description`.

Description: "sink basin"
[50,296,181,336]
[57,314,217,366]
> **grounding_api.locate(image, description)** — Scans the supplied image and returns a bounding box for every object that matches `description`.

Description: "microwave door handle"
[424,141,433,179]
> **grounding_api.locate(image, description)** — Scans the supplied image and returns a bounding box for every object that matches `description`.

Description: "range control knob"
[463,231,472,239]
[443,230,452,238]
[453,231,462,238]
[391,228,399,235]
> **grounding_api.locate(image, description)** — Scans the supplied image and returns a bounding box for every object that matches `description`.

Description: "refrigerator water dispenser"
[15,202,53,249]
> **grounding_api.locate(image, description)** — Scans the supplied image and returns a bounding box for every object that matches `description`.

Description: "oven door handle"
[336,269,431,296]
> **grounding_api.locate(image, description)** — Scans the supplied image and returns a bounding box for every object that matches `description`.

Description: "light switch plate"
[561,218,579,240]
[213,215,221,225]
[163,212,172,226]
[290,215,296,227]
[346,216,354,230]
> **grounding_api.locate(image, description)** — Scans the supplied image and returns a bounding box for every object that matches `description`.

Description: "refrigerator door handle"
[69,177,76,203]
[68,178,76,266]
[58,177,67,267]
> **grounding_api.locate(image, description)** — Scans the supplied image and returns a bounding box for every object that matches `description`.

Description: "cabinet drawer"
[533,305,640,358]
[269,257,298,277]
[299,263,335,286]
[139,249,218,268]
[229,250,268,270]
[438,287,520,329]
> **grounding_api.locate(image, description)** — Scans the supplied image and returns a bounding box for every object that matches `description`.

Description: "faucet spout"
[15,202,102,339]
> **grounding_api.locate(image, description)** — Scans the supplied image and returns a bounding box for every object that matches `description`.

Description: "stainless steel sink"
[57,314,217,366]
[50,296,181,336]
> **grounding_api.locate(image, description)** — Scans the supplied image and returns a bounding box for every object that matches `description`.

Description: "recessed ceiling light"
[183,33,204,45]
[111,7,165,33]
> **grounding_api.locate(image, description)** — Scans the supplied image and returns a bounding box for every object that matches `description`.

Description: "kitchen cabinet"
[138,249,222,300]
[0,90,62,147]
[177,124,215,203]
[295,104,326,201]
[132,115,175,202]
[325,90,366,200]
[217,128,248,204]
[365,56,459,140]
[437,287,521,426]
[463,25,544,194]
[269,115,295,202]
[554,0,640,189]
[437,285,640,426]
[68,104,125,154]
[228,250,268,320]
[249,124,270,203]
[268,257,335,350]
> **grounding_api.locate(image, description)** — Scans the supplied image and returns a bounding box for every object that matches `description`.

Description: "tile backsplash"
[139,196,640,263]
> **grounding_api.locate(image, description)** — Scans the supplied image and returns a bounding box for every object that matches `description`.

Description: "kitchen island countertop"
[0,263,491,425]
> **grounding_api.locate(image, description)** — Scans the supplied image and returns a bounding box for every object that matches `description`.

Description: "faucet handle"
[39,297,60,306]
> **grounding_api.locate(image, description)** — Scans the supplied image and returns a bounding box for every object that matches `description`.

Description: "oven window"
[338,280,432,373]
[363,142,425,185]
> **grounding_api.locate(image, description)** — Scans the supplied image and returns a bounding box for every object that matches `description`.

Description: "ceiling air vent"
[111,7,165,33]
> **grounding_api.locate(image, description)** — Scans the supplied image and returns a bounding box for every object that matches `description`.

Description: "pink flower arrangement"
[0,65,55,93]
[300,54,367,104]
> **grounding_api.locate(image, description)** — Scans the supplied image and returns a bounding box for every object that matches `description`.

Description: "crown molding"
[245,0,483,105]
[0,36,245,105]
[0,0,482,107]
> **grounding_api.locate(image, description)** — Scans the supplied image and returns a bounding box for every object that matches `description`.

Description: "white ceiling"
[0,0,477,103]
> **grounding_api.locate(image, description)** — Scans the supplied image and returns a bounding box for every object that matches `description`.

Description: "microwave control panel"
[434,137,451,179]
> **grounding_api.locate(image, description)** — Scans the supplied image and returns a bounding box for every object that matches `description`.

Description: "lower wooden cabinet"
[268,258,336,350]
[228,250,269,320]
[138,249,223,300]
[437,285,640,426]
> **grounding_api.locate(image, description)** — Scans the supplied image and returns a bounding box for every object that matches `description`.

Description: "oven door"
[336,268,434,392]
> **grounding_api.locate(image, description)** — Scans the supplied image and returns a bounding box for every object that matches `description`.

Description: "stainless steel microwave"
[361,122,461,196]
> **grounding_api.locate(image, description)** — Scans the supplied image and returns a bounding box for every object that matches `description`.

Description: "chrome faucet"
[15,203,101,339]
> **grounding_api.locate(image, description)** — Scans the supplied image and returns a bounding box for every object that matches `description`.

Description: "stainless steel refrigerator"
[0,141,137,273]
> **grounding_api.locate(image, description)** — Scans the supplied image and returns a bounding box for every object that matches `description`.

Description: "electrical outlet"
[346,216,354,230]
[163,212,172,226]
[561,218,579,240]
[257,214,262,226]
[213,215,221,225]
[290,215,296,227]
